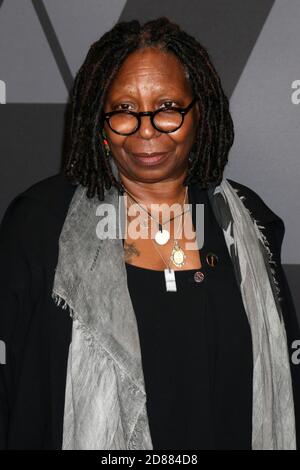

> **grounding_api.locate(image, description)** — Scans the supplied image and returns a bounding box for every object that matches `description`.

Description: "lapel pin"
[194,271,205,283]
[206,252,219,268]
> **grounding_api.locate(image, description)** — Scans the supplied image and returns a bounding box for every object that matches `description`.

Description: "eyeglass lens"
[108,109,183,134]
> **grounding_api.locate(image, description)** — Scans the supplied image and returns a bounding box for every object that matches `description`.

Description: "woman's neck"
[119,172,188,207]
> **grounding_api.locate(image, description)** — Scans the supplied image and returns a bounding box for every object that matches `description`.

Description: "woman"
[0,17,299,450]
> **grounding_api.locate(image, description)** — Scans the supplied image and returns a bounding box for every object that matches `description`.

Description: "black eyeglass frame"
[102,97,198,136]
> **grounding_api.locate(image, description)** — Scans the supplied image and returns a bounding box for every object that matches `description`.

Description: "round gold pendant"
[170,242,186,267]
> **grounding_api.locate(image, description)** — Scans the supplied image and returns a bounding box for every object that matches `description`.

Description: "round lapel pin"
[194,271,205,283]
[205,252,219,268]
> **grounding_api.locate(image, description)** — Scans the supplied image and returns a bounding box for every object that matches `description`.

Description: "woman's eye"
[161,101,177,108]
[112,101,178,110]
[114,103,134,111]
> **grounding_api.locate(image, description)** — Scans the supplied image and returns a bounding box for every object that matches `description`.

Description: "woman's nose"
[137,115,160,139]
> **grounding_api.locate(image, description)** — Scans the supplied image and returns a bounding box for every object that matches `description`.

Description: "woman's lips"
[131,151,170,166]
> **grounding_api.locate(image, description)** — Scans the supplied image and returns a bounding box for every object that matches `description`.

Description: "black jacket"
[0,172,299,449]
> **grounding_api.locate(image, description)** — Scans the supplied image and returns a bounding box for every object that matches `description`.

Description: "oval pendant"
[170,245,186,267]
[155,229,170,245]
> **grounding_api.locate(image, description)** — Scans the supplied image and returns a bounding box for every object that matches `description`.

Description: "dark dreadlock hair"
[62,17,234,201]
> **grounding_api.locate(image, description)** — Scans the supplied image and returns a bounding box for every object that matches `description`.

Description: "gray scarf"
[52,175,296,450]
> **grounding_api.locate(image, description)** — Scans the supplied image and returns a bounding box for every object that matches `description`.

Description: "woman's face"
[103,47,200,185]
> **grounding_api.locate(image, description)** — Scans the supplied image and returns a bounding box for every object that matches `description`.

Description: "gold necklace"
[124,186,188,267]
[123,186,189,246]
[123,188,189,292]
[169,189,188,268]
[149,205,187,292]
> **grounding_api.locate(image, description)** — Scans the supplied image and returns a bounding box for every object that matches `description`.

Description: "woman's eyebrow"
[110,92,182,99]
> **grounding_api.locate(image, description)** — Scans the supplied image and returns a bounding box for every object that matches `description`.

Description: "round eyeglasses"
[102,97,198,136]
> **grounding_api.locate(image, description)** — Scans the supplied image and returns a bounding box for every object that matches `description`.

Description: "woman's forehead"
[106,48,192,96]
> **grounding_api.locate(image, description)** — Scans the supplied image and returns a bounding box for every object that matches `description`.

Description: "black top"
[0,172,300,450]
[125,185,253,450]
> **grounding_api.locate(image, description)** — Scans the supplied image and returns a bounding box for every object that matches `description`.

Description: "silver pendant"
[164,268,177,292]
[155,229,170,245]
[170,241,186,267]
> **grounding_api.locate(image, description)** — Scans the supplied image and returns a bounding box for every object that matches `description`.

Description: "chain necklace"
[123,186,189,292]
[122,186,189,246]
[149,209,187,292]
